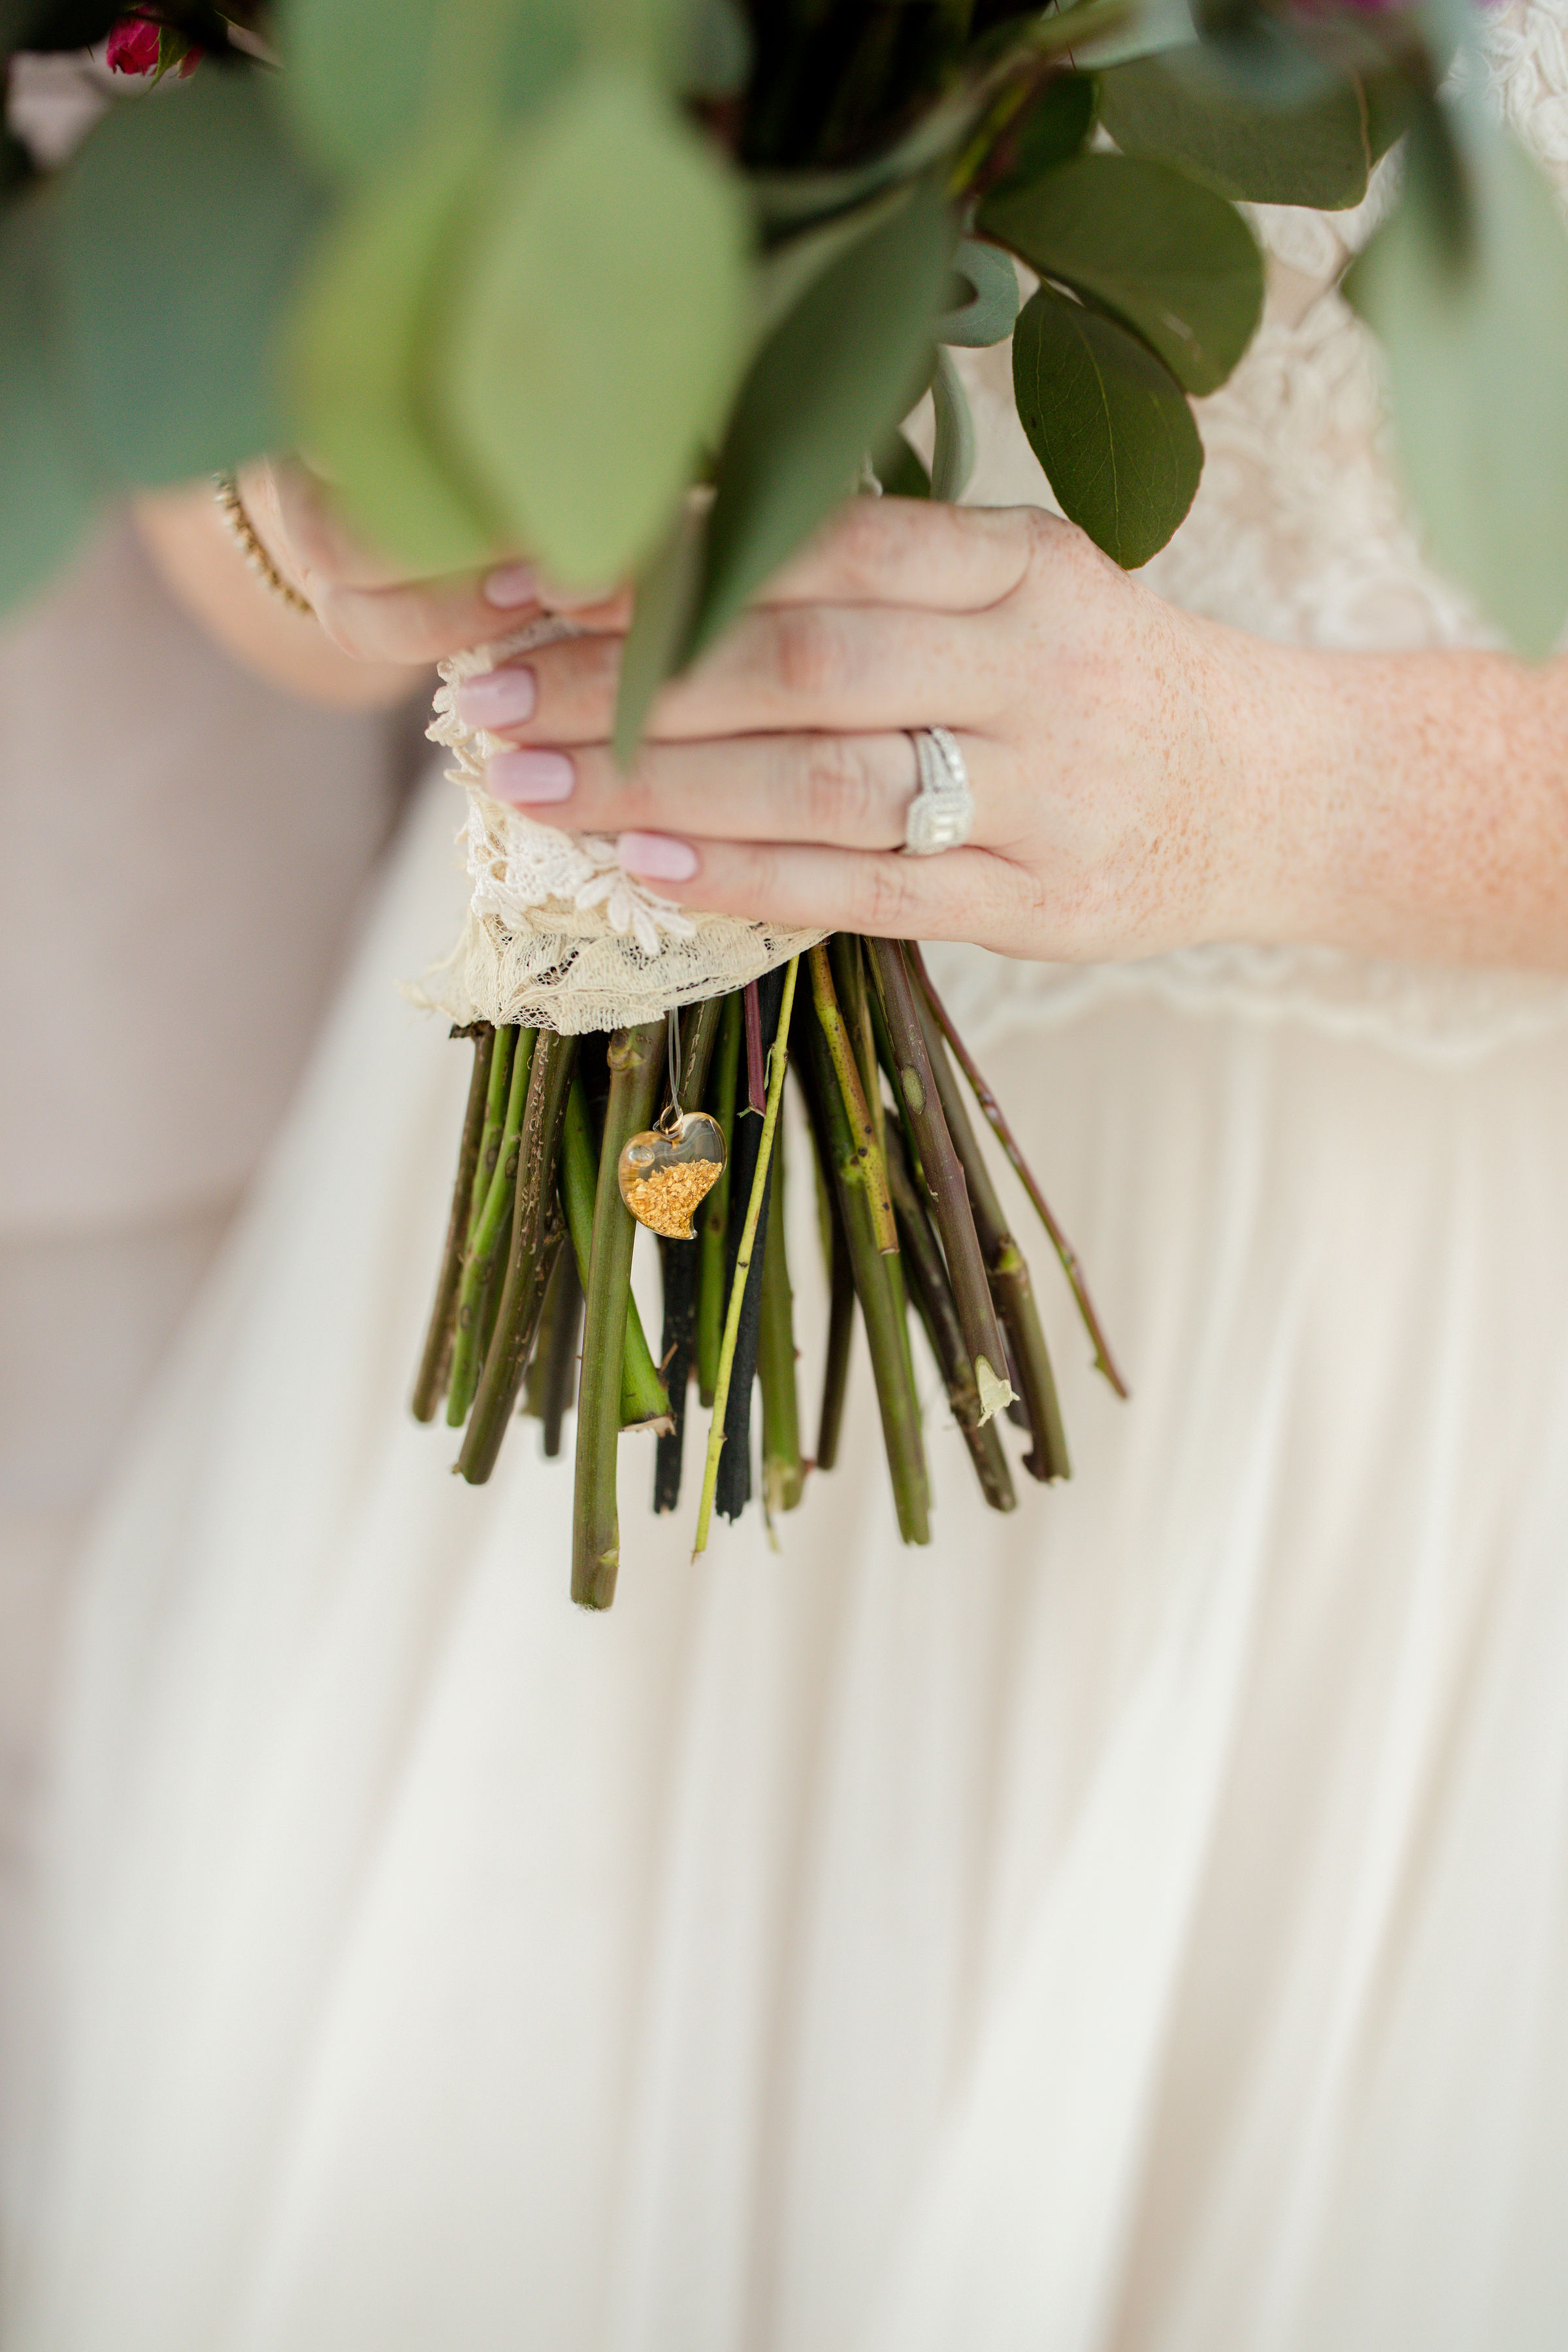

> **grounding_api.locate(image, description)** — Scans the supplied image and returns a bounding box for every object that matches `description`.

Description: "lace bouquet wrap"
[5,0,1558,1604]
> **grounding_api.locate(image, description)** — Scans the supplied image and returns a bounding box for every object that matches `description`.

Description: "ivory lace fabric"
[425,627,822,1034]
[14,7,1568,2351]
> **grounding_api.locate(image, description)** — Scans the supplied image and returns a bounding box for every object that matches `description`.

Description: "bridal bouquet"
[6,0,1568,1603]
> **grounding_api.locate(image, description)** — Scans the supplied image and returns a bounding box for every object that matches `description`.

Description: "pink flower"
[105,14,201,75]
[105,16,161,72]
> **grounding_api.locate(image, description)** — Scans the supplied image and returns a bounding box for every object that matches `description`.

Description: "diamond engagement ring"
[903,727,974,856]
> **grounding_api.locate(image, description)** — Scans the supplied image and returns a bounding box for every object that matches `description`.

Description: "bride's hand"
[463,496,1301,962]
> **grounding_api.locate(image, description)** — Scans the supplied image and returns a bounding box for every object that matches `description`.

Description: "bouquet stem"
[458,1031,578,1485]
[800,966,929,1544]
[447,1027,536,1426]
[694,958,800,1557]
[572,1022,666,1609]
[907,943,1128,1399]
[911,988,1070,1481]
[757,1116,804,1516]
[697,994,742,1407]
[866,940,1012,1425]
[885,1121,1017,1512]
[814,1196,856,1473]
[412,1024,493,1423]
[561,1075,672,1432]
[525,1245,582,1460]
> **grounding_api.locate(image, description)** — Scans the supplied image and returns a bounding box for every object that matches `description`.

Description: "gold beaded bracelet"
[212,471,315,617]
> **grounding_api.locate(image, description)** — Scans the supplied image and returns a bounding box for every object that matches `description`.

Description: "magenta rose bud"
[105,16,161,71]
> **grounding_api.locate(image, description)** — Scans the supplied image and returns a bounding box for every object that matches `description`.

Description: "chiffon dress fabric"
[14,4,1568,2345]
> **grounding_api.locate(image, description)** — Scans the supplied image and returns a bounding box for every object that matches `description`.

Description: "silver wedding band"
[903,727,974,856]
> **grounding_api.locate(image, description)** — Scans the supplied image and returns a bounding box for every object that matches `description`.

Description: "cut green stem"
[885,1122,1015,1512]
[911,986,1071,1482]
[808,943,897,1254]
[458,1030,578,1485]
[907,940,1128,1399]
[573,1022,666,1610]
[412,1025,493,1423]
[561,1074,672,1433]
[694,960,800,1556]
[447,1026,536,1427]
[525,1244,582,1460]
[757,1116,803,1516]
[697,993,742,1407]
[866,940,1012,1426]
[800,984,929,1545]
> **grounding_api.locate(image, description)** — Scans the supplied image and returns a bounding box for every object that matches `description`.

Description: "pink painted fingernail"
[489,749,575,806]
[482,562,540,610]
[619,830,698,883]
[455,666,537,728]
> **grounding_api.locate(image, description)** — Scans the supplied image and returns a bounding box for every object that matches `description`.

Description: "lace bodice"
[941,0,1568,1065]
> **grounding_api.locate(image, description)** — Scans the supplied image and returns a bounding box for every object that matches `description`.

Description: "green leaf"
[679,0,749,97]
[872,430,931,499]
[983,71,1096,204]
[613,495,706,764]
[278,0,578,180]
[981,150,1262,395]
[689,172,956,661]
[54,73,325,484]
[936,238,1019,348]
[0,197,101,613]
[1097,46,1389,210]
[440,67,747,588]
[753,185,906,343]
[1345,108,1568,655]
[930,346,975,501]
[288,131,499,574]
[1012,282,1201,566]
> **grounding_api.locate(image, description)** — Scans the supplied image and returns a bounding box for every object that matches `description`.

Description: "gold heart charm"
[618,1111,727,1240]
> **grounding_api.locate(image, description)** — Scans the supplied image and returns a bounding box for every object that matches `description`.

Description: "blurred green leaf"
[1013,282,1200,564]
[873,430,932,499]
[54,72,325,484]
[688,172,956,661]
[0,197,101,613]
[279,0,578,179]
[981,71,1096,203]
[753,185,906,342]
[936,238,1019,347]
[1346,109,1568,655]
[442,67,747,587]
[679,0,749,95]
[981,150,1261,395]
[289,130,499,574]
[930,345,975,500]
[1098,46,1395,209]
[613,494,706,764]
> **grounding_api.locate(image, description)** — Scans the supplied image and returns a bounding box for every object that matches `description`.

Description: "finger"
[487,730,945,853]
[500,602,999,747]
[759,496,1049,614]
[614,832,1029,943]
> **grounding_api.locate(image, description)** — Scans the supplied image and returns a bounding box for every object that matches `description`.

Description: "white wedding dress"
[13,7,1568,2345]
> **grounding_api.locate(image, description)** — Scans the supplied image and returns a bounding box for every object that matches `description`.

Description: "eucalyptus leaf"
[873,430,931,499]
[981,150,1262,395]
[688,171,956,661]
[54,72,327,486]
[680,0,750,97]
[930,346,976,501]
[753,185,907,344]
[1098,46,1388,209]
[441,67,748,588]
[613,495,706,764]
[936,238,1019,348]
[1013,282,1201,565]
[279,0,578,180]
[0,197,100,613]
[289,131,499,574]
[983,71,1096,203]
[1345,110,1568,655]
